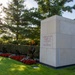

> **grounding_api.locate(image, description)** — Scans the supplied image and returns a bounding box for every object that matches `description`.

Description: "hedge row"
[0,44,40,58]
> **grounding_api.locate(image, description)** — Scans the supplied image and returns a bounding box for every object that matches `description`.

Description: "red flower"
[0,53,36,65]
[0,53,11,57]
[10,55,25,61]
[22,59,36,65]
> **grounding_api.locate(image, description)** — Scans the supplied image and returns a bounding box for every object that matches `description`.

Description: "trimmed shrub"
[0,44,39,58]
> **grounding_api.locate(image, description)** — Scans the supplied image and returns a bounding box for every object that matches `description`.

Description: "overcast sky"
[0,0,75,19]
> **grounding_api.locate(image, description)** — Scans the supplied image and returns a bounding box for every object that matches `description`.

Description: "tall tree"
[0,4,5,35]
[35,0,75,18]
[21,8,41,40]
[0,4,3,32]
[3,0,28,42]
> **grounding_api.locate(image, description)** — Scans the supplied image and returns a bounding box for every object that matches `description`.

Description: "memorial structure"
[40,15,75,67]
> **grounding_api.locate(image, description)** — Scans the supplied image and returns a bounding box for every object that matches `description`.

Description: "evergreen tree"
[22,8,41,40]
[0,4,3,33]
[3,0,28,42]
[0,4,5,34]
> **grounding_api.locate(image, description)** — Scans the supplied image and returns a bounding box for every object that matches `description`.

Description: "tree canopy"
[0,0,75,45]
[34,0,75,18]
[3,0,29,41]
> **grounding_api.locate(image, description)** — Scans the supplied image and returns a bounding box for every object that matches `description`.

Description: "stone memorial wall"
[40,15,75,67]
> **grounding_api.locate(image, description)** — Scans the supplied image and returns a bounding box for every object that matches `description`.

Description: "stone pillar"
[40,15,75,67]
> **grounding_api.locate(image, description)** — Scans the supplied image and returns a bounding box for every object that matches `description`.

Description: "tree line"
[0,0,75,45]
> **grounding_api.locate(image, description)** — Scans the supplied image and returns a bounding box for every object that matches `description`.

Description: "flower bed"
[10,55,25,61]
[22,59,36,65]
[0,53,11,57]
[0,53,36,65]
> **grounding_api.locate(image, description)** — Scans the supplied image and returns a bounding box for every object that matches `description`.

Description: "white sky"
[63,0,75,19]
[0,0,75,19]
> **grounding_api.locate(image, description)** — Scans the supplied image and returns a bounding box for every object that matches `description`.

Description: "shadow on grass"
[0,56,75,75]
[0,57,42,75]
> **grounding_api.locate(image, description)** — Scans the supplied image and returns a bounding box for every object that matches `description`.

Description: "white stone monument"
[40,15,75,67]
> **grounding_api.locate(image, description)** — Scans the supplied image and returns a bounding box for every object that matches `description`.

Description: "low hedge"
[0,44,40,58]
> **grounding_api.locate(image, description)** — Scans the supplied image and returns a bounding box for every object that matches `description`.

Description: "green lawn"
[0,56,75,75]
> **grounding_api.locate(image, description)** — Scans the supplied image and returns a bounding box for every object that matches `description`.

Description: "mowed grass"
[0,56,75,75]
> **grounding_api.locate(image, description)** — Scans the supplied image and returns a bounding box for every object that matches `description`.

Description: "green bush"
[0,44,40,58]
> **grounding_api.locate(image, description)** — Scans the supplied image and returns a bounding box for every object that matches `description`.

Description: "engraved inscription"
[43,35,53,47]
